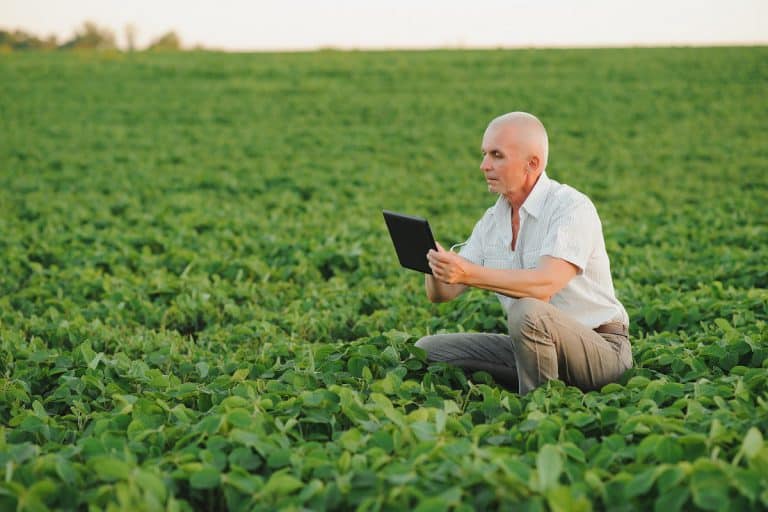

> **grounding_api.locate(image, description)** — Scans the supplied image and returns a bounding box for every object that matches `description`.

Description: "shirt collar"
[490,171,552,219]
[520,171,551,219]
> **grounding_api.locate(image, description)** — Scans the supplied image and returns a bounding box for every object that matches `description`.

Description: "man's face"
[479,124,530,197]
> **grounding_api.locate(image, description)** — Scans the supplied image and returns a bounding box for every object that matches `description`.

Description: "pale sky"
[1,0,766,51]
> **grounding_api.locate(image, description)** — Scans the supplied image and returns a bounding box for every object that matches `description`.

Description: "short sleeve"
[539,199,599,272]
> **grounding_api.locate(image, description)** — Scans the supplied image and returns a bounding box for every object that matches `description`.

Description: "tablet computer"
[382,210,437,274]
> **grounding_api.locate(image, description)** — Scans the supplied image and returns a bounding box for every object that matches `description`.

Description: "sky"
[1,0,766,51]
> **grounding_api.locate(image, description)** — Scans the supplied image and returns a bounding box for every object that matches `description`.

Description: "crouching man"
[416,112,632,394]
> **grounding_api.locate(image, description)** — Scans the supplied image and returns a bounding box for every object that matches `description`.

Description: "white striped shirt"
[458,171,629,329]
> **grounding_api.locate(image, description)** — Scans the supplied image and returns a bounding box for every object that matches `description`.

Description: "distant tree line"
[0,21,182,52]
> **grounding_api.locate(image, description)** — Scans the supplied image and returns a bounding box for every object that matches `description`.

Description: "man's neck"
[504,172,542,212]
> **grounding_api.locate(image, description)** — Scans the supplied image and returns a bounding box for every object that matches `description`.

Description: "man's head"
[480,112,549,202]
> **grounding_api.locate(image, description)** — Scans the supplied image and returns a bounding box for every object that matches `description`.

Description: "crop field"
[1,47,767,511]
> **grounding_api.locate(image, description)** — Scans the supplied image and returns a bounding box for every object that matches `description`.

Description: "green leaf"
[568,412,595,428]
[226,409,253,428]
[190,466,221,489]
[55,458,77,485]
[267,448,292,469]
[231,368,250,382]
[27,479,57,501]
[714,318,735,332]
[435,409,447,434]
[546,485,591,512]
[31,400,48,419]
[88,456,132,481]
[229,447,262,471]
[655,436,684,463]
[135,470,167,502]
[229,428,261,447]
[730,467,761,502]
[742,427,764,460]
[559,443,585,463]
[196,361,209,378]
[381,346,400,365]
[262,471,303,496]
[297,479,324,502]
[536,444,563,492]
[224,469,262,494]
[690,460,729,511]
[370,430,394,452]
[657,465,688,492]
[625,466,659,498]
[410,421,436,442]
[414,497,450,512]
[339,428,364,451]
[654,486,690,512]
[443,400,461,415]
[347,356,367,377]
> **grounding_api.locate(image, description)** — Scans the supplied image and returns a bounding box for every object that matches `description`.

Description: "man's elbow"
[531,278,565,302]
[526,288,553,302]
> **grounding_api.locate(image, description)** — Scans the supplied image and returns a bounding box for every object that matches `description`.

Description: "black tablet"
[382,210,437,274]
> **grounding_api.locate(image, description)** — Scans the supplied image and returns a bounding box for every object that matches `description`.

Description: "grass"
[0,47,767,511]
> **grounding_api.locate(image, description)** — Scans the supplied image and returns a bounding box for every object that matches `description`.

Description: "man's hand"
[427,242,474,285]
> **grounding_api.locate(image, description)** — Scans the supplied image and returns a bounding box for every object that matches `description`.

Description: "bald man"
[416,112,632,394]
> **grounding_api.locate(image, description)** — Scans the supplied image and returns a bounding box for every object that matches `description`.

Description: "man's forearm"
[462,263,556,301]
[425,274,466,302]
[427,248,575,302]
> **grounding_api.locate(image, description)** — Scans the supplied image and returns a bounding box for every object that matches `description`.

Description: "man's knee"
[414,335,430,350]
[415,334,472,363]
[507,298,549,339]
[414,335,440,360]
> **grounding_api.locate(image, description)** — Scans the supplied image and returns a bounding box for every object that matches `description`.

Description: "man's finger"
[431,251,453,264]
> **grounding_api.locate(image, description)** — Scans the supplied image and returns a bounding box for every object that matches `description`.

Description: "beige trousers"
[415,298,633,394]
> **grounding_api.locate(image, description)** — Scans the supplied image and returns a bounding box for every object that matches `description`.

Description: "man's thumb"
[435,241,445,252]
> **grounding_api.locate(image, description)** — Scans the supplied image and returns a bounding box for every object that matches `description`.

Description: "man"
[415,112,632,394]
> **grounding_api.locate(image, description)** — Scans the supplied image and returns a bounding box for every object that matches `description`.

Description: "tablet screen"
[382,210,437,274]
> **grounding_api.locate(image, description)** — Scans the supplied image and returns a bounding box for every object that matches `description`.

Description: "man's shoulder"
[547,178,596,215]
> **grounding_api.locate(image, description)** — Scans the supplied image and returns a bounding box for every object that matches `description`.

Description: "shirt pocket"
[482,244,514,269]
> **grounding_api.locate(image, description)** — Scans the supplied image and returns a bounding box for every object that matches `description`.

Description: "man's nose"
[480,155,491,171]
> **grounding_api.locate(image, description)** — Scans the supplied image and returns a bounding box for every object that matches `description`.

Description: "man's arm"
[428,244,578,300]
[425,274,467,302]
[464,256,578,300]
[425,242,467,302]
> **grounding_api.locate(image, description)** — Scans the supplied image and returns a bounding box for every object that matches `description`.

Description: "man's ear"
[528,155,540,173]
